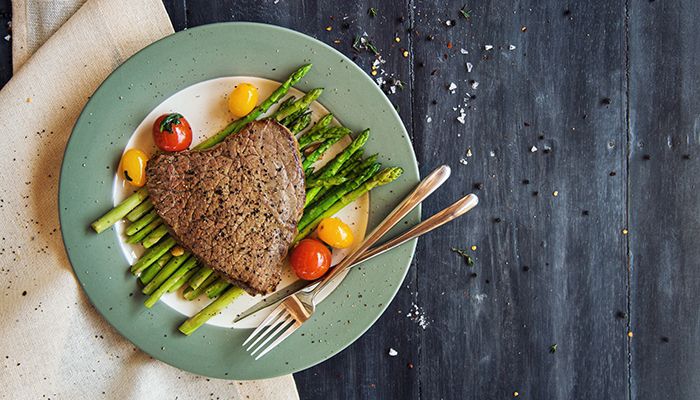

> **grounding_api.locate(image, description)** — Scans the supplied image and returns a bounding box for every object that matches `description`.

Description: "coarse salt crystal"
[446,20,453,26]
[388,348,398,356]
[459,158,468,165]
[467,148,473,157]
[426,116,432,123]
[448,82,457,91]
[530,146,538,152]
[471,81,479,89]
[456,108,466,124]
[466,62,473,72]
[489,150,496,157]
[509,44,516,50]
[484,45,493,50]
[460,48,468,54]
[375,77,385,86]
[3,34,9,42]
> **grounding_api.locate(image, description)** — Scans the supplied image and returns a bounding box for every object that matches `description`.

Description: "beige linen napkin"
[0,0,298,398]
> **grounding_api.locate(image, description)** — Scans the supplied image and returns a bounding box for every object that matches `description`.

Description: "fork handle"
[355,193,478,265]
[310,165,451,298]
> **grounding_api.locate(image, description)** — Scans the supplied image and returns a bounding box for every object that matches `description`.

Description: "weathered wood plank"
[628,1,700,399]
[0,0,11,86]
[185,1,419,398]
[411,1,628,398]
[162,0,187,32]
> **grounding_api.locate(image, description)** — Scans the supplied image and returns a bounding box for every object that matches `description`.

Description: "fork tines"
[242,306,298,360]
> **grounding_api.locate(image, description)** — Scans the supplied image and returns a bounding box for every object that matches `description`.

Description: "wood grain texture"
[411,1,628,398]
[629,1,700,399]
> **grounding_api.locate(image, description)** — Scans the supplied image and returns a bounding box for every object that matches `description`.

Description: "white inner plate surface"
[113,77,369,329]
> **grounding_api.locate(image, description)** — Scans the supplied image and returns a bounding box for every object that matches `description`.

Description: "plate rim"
[59,21,420,379]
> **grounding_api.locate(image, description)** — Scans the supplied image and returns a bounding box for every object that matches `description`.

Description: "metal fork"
[242,165,452,359]
[233,191,479,323]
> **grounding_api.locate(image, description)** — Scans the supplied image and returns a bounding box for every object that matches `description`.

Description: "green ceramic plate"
[59,22,419,380]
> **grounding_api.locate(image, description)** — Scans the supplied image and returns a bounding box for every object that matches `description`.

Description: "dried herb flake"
[451,247,474,266]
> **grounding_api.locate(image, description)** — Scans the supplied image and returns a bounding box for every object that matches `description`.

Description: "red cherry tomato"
[152,113,192,152]
[289,239,332,280]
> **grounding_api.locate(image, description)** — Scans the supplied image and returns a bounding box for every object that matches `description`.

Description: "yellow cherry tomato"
[228,83,259,117]
[316,218,354,249]
[120,149,148,187]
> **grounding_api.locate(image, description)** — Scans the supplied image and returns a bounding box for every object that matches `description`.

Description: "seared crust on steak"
[146,120,305,295]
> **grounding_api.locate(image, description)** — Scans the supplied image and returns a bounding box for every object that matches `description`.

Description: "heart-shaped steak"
[146,120,305,295]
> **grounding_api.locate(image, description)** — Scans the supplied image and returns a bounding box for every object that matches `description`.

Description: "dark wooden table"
[2,1,698,399]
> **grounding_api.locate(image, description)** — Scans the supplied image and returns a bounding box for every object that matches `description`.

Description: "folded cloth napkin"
[0,0,298,398]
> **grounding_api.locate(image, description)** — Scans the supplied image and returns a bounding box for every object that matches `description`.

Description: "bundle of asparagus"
[89,64,403,335]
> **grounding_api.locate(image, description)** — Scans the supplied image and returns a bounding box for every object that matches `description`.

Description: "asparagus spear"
[273,88,323,123]
[195,64,313,150]
[183,273,219,300]
[302,134,344,172]
[139,253,172,285]
[168,266,200,293]
[91,188,149,233]
[144,257,198,308]
[309,148,364,182]
[306,175,349,188]
[142,253,190,294]
[178,287,246,335]
[299,162,381,231]
[205,278,231,299]
[296,167,403,241]
[125,199,153,222]
[90,65,313,234]
[298,113,333,142]
[125,209,159,236]
[280,109,306,128]
[288,112,312,134]
[130,236,177,274]
[126,219,161,243]
[142,225,169,248]
[270,96,296,119]
[311,152,375,201]
[304,130,370,206]
[298,126,350,150]
[188,266,214,290]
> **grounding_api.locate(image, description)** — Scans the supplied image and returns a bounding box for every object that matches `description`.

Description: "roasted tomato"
[227,83,259,117]
[152,113,192,152]
[317,218,354,249]
[120,148,148,187]
[289,239,332,280]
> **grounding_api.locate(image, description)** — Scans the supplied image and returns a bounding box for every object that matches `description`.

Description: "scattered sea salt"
[509,44,517,50]
[471,81,479,90]
[474,293,488,304]
[446,20,453,26]
[407,303,429,330]
[466,148,473,157]
[460,48,468,54]
[456,108,466,124]
[484,44,494,51]
[530,146,538,153]
[388,348,398,357]
[489,150,496,157]
[448,82,457,91]
[459,158,468,165]
[426,116,432,123]
[466,62,473,73]
[375,76,385,86]
[3,34,9,42]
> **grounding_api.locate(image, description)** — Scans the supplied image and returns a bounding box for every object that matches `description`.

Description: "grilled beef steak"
[146,120,305,295]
